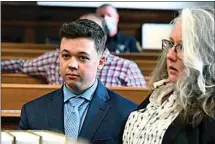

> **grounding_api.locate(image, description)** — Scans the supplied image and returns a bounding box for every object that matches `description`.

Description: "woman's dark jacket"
[137,94,215,144]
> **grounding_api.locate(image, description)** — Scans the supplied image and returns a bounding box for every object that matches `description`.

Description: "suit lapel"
[47,87,65,134]
[79,81,110,141]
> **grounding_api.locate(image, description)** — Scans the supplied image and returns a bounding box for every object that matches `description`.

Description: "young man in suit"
[18,19,137,143]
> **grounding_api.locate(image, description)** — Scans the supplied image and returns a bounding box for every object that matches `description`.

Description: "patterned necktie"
[65,97,85,141]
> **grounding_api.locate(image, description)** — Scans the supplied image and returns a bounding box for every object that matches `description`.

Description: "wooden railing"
[1,43,162,60]
[115,52,161,61]
[1,42,59,50]
[1,73,48,84]
[1,73,150,85]
[1,43,160,76]
[1,83,151,117]
[1,42,162,53]
[1,83,151,130]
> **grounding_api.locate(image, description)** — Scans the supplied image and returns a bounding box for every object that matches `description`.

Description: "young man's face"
[59,37,105,94]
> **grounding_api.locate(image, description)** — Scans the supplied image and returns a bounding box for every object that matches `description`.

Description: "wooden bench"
[1,48,53,60]
[2,56,157,76]
[2,42,162,54]
[2,73,47,84]
[1,83,151,129]
[2,83,151,117]
[2,43,161,60]
[2,73,151,86]
[1,43,58,60]
[2,42,58,50]
[135,60,157,68]
[1,59,155,77]
[114,53,161,61]
[1,43,159,76]
[2,50,161,61]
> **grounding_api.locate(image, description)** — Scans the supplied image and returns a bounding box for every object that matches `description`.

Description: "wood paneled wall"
[2,3,177,44]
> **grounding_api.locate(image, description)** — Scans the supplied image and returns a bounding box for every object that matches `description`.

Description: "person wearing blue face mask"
[96,4,140,53]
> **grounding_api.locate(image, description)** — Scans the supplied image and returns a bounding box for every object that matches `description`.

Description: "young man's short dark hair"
[59,19,106,55]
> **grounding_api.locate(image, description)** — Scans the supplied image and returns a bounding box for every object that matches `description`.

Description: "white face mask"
[104,16,117,36]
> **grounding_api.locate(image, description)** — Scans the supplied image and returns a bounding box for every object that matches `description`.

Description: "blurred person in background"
[123,6,215,144]
[81,13,146,87]
[1,13,146,88]
[97,4,140,53]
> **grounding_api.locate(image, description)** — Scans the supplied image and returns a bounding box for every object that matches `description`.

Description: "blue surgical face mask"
[104,16,117,36]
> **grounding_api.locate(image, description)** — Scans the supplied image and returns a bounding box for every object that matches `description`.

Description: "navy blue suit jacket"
[18,80,137,144]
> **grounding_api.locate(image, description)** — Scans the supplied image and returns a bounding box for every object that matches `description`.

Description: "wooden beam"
[2,73,150,85]
[2,73,47,84]
[1,42,58,50]
[2,83,151,117]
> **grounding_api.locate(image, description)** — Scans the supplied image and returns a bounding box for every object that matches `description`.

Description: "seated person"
[1,13,146,87]
[18,19,137,143]
[96,4,140,53]
[81,13,146,87]
[123,6,215,144]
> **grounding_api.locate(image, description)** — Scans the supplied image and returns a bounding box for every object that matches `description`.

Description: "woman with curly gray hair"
[123,6,215,144]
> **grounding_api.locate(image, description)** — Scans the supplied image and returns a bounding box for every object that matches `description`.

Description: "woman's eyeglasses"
[162,39,183,52]
[162,39,183,59]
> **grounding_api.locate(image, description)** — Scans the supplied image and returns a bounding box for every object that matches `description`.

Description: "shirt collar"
[63,79,98,103]
[153,79,170,89]
[103,49,110,57]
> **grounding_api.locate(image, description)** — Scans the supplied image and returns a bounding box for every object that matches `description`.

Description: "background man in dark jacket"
[97,4,140,53]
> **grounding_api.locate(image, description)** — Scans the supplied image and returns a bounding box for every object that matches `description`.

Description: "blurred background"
[2,1,214,49]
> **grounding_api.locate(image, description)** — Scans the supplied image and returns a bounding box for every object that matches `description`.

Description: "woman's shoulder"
[137,88,156,110]
[162,117,215,144]
[192,117,215,144]
[136,94,151,110]
[200,117,215,134]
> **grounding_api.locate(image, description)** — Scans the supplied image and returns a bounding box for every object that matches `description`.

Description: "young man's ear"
[97,56,106,70]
